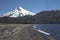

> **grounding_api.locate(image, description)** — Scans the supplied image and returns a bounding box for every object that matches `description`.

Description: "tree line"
[0,10,60,24]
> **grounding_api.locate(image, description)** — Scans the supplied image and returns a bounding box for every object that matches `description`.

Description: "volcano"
[1,7,35,17]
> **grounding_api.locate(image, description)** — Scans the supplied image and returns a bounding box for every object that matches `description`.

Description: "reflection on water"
[34,24,60,40]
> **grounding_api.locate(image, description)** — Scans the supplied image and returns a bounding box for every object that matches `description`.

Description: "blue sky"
[0,0,60,14]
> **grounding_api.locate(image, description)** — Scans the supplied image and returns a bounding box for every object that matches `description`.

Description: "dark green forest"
[0,10,60,24]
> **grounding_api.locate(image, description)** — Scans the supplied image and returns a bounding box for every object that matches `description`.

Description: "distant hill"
[0,10,60,24]
[34,10,60,23]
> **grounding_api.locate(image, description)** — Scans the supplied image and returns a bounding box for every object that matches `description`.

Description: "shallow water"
[34,24,60,40]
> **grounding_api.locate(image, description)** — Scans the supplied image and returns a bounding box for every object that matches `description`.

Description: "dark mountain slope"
[35,10,60,23]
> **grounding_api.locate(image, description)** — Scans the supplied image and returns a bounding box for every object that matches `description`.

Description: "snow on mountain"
[1,7,35,17]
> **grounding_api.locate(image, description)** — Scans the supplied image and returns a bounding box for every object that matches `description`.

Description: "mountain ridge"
[0,7,35,17]
[0,10,60,24]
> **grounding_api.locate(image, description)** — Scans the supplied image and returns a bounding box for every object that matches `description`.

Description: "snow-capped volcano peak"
[1,7,35,17]
[15,7,21,12]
